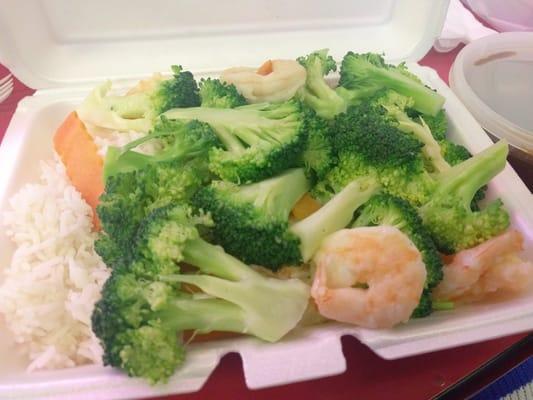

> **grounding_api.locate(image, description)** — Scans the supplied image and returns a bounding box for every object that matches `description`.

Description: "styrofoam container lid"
[0,0,449,89]
[450,32,533,158]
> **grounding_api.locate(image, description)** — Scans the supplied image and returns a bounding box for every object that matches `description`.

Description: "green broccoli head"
[298,48,337,75]
[151,65,201,114]
[91,270,185,381]
[420,140,510,253]
[199,78,247,108]
[193,169,309,269]
[94,233,124,268]
[332,101,424,164]
[439,139,471,165]
[77,65,200,132]
[97,171,148,264]
[312,151,436,207]
[134,205,211,275]
[370,91,450,174]
[296,49,347,119]
[117,323,186,384]
[407,108,448,141]
[299,107,336,181]
[438,139,487,210]
[338,52,445,116]
[97,156,213,268]
[312,101,436,205]
[163,101,307,183]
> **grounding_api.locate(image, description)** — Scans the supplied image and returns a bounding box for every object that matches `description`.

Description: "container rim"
[449,32,533,155]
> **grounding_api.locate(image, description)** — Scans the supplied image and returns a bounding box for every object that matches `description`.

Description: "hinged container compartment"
[1,1,532,399]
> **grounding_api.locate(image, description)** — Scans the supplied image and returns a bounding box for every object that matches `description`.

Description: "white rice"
[0,158,110,371]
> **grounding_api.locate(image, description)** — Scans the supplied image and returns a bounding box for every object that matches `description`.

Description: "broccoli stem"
[394,112,451,174]
[102,93,151,119]
[238,168,310,220]
[158,297,247,333]
[433,140,508,207]
[336,86,378,106]
[103,147,151,180]
[211,126,246,153]
[291,178,379,261]
[163,106,276,152]
[371,68,444,116]
[300,59,347,119]
[164,272,309,342]
[182,238,258,281]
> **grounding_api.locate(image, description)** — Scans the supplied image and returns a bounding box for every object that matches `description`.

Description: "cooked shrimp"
[311,226,426,329]
[126,73,166,95]
[220,59,306,103]
[433,230,533,303]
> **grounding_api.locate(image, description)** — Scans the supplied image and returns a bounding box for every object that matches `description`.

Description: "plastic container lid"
[0,0,449,89]
[449,32,533,159]
[461,0,533,32]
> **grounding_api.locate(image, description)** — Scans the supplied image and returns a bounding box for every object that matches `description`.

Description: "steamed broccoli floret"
[331,100,424,164]
[199,78,247,108]
[94,234,124,268]
[97,118,218,267]
[439,139,487,210]
[96,158,212,265]
[353,193,444,317]
[419,140,510,253]
[77,66,200,132]
[337,52,445,116]
[312,102,435,205]
[92,205,310,383]
[193,169,310,268]
[163,100,307,183]
[103,118,221,180]
[296,49,347,119]
[439,139,471,165]
[299,107,336,181]
[375,91,451,173]
[405,107,487,208]
[96,171,148,264]
[195,169,377,268]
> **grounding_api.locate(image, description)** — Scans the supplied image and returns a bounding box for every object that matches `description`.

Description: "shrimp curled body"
[221,60,306,104]
[311,227,427,329]
[433,230,533,303]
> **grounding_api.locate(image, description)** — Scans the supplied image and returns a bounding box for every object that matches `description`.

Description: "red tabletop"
[0,48,531,400]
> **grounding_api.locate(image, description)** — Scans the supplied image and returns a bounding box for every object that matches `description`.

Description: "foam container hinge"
[0,64,532,399]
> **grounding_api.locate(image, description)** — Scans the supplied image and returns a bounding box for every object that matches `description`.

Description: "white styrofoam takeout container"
[0,0,532,398]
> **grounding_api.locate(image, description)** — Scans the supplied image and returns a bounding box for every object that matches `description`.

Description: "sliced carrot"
[53,111,104,230]
[257,59,273,76]
[291,193,322,221]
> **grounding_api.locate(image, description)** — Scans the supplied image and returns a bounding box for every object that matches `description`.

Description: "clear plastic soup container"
[449,32,533,190]
[1,1,533,399]
[462,0,533,32]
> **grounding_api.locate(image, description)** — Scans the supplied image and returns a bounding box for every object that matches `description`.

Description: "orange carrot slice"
[53,111,104,230]
[291,193,322,221]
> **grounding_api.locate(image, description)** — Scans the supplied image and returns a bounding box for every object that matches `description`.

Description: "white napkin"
[434,0,497,53]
